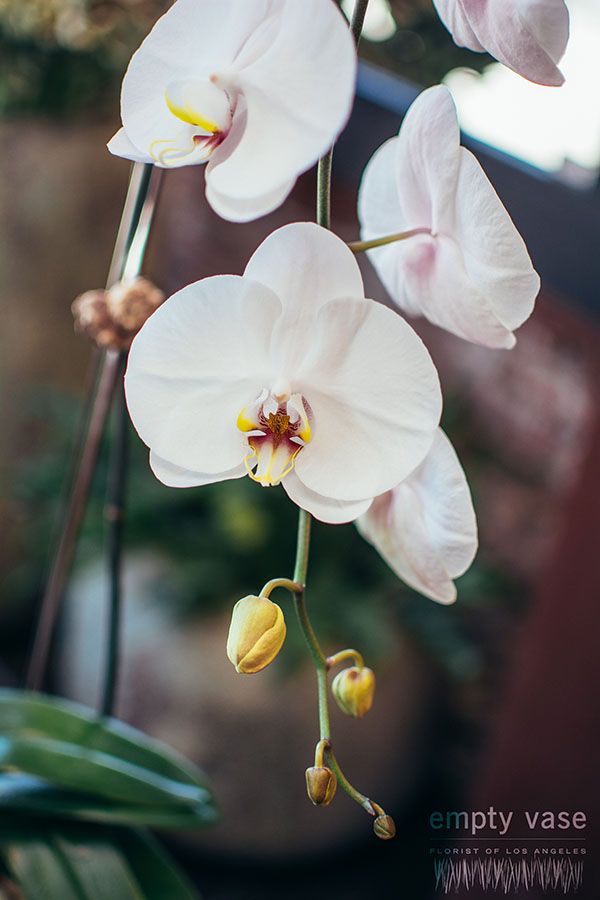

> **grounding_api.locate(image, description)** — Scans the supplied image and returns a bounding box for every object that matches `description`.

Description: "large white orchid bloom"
[358,85,540,349]
[124,223,442,525]
[356,429,478,604]
[433,0,570,87]
[108,0,357,222]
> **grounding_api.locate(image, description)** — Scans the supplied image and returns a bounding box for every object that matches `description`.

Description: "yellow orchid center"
[237,389,312,487]
[150,79,233,168]
[164,79,232,133]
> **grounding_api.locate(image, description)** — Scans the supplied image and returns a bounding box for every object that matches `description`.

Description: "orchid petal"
[125,275,281,474]
[395,85,461,232]
[432,0,485,51]
[359,85,539,348]
[455,148,540,334]
[150,452,246,488]
[116,0,272,157]
[107,128,151,163]
[206,0,356,205]
[294,297,442,501]
[357,429,478,604]
[282,470,373,525]
[244,222,365,375]
[433,0,569,86]
[359,86,462,237]
[205,175,296,223]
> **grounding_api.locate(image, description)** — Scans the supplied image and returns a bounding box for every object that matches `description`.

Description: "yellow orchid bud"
[226,595,286,674]
[373,814,396,840]
[332,666,375,718]
[305,766,337,806]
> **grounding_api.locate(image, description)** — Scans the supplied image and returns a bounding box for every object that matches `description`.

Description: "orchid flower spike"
[358,85,540,349]
[125,223,442,525]
[108,0,357,222]
[432,0,570,86]
[356,429,478,604]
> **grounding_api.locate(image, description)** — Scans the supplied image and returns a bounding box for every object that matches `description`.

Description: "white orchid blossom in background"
[356,429,478,604]
[108,0,356,222]
[124,223,442,525]
[433,0,570,87]
[358,85,540,349]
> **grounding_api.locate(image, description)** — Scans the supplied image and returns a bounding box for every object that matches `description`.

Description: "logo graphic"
[428,808,587,895]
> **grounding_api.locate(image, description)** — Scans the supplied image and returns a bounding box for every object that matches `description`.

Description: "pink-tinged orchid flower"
[124,223,442,525]
[433,0,569,86]
[356,429,478,604]
[108,0,356,222]
[358,85,540,349]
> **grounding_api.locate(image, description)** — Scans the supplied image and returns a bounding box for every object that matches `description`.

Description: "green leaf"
[114,830,199,899]
[0,691,218,822]
[0,691,205,787]
[0,822,201,900]
[0,829,83,900]
[0,736,205,809]
[0,775,217,830]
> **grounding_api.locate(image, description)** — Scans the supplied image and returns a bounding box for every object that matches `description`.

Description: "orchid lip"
[237,389,312,487]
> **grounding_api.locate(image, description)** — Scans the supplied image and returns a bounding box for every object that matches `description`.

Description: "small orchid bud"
[332,666,375,718]
[373,814,396,840]
[106,277,165,333]
[305,767,337,806]
[226,595,286,674]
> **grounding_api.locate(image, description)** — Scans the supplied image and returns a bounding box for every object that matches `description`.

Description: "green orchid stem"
[293,592,330,740]
[326,648,364,671]
[325,746,383,818]
[259,578,302,599]
[348,227,430,254]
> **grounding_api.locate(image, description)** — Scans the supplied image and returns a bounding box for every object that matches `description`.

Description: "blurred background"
[1,0,599,897]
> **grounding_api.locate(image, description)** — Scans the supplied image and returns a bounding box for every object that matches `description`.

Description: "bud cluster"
[72,277,165,350]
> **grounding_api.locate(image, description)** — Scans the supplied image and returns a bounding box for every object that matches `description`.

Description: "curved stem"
[349,227,430,254]
[259,578,302,599]
[325,747,382,817]
[100,368,129,717]
[25,162,163,692]
[326,648,364,671]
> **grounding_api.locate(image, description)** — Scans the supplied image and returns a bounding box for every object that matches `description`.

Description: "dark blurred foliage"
[0,0,490,118]
[0,0,167,117]
[1,384,518,686]
[362,0,491,86]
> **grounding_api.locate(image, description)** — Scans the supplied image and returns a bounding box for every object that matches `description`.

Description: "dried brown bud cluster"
[72,277,165,350]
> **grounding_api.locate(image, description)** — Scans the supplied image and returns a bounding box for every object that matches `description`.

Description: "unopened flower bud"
[305,766,337,806]
[332,666,375,718]
[226,595,286,674]
[106,276,165,332]
[373,814,396,840]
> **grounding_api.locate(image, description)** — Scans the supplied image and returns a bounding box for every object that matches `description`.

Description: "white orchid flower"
[432,0,569,87]
[358,85,540,349]
[108,0,357,222]
[356,429,478,604]
[124,223,442,525]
